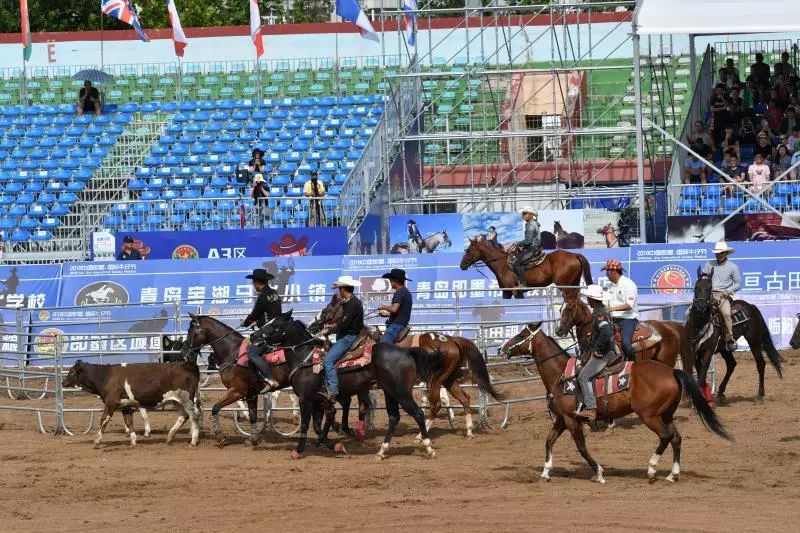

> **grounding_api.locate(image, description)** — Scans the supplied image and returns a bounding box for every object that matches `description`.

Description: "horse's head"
[441,230,452,248]
[460,237,485,270]
[251,310,297,346]
[597,224,612,235]
[182,313,211,361]
[555,295,590,337]
[554,221,562,231]
[790,313,800,350]
[498,323,542,359]
[693,267,714,317]
[315,294,344,330]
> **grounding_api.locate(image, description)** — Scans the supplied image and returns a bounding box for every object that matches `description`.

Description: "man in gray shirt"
[702,241,742,351]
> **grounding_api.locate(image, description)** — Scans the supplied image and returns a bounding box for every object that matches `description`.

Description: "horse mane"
[472,236,508,257]
[198,315,243,338]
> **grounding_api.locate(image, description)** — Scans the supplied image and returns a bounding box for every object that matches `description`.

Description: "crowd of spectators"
[684,52,800,194]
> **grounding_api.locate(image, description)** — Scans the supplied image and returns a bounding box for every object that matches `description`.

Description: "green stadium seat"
[220,87,235,98]
[265,85,280,97]
[243,86,257,97]
[286,85,302,96]
[310,83,325,96]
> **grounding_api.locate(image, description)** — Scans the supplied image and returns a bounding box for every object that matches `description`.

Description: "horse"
[554,221,584,249]
[597,223,619,248]
[555,295,694,372]
[460,236,593,299]
[391,230,452,254]
[499,323,731,483]
[253,311,445,459]
[791,314,800,349]
[181,314,330,447]
[686,269,783,404]
[315,294,504,438]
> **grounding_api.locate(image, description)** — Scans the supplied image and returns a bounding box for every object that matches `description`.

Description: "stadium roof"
[634,0,800,35]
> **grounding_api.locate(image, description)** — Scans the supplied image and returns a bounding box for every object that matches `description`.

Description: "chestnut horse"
[315,294,503,437]
[499,324,731,483]
[555,296,694,372]
[459,237,593,299]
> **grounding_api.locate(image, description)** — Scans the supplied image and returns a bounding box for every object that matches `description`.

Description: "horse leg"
[416,382,442,442]
[337,395,351,437]
[377,392,401,460]
[292,396,314,459]
[446,383,473,438]
[749,344,767,402]
[540,416,566,481]
[569,419,604,483]
[245,396,261,446]
[398,394,436,458]
[665,421,682,482]
[317,399,338,452]
[210,388,244,447]
[121,409,137,447]
[716,350,737,405]
[640,413,674,483]
[352,390,371,440]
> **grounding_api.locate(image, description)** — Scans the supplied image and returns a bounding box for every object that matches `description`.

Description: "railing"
[669,180,800,216]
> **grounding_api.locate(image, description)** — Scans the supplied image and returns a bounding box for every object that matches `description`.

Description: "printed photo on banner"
[388,214,461,254]
[583,208,624,248]
[535,209,585,249]
[668,213,800,243]
[462,212,522,250]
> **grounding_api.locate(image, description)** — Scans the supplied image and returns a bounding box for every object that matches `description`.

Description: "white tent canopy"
[634,0,800,36]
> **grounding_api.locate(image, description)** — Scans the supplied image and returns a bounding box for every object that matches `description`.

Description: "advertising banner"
[114,227,349,260]
[0,264,61,309]
[668,213,800,243]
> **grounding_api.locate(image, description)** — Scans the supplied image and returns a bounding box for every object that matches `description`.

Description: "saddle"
[614,322,661,355]
[710,301,751,328]
[561,357,634,397]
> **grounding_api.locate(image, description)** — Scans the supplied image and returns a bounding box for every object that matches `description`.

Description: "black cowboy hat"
[381,268,412,282]
[251,148,265,157]
[245,268,274,282]
[123,235,134,243]
[407,219,416,224]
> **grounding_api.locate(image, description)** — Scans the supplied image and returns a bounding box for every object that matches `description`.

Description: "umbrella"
[72,69,115,85]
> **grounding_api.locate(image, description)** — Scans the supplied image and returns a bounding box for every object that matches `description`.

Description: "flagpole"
[100,13,105,70]
[334,22,340,96]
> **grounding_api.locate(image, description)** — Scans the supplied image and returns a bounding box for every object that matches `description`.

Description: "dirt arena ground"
[2,351,800,532]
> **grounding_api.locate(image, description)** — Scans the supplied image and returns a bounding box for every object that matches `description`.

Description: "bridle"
[502,324,578,364]
[183,318,246,372]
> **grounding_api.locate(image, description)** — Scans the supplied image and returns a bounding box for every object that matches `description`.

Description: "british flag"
[101,0,150,42]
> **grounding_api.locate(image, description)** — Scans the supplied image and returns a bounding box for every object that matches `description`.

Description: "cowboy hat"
[270,234,309,256]
[581,284,606,302]
[519,206,538,217]
[331,275,361,289]
[251,148,265,157]
[253,173,265,183]
[123,235,135,243]
[712,241,735,254]
[601,259,625,272]
[381,268,412,282]
[246,268,275,282]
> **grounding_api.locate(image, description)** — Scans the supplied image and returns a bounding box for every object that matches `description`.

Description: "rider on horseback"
[575,284,616,421]
[603,259,639,362]
[407,219,423,253]
[378,268,413,343]
[513,206,542,287]
[703,241,742,352]
[321,276,365,401]
[242,268,282,391]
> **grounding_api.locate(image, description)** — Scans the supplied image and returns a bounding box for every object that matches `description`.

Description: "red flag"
[20,0,32,61]
[167,0,188,57]
[250,0,264,58]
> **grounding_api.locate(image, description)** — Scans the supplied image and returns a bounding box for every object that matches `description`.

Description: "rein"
[504,325,578,365]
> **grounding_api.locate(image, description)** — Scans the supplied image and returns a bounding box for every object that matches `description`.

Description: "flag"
[101,0,150,42]
[20,0,32,61]
[250,0,264,58]
[335,0,379,43]
[166,0,188,57]
[402,0,417,47]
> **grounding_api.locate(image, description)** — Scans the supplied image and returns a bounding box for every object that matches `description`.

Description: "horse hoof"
[465,432,474,439]
[290,450,302,460]
[334,443,346,454]
[754,396,764,404]
[539,474,550,482]
[426,450,436,459]
[375,454,386,461]
[648,476,657,484]
[215,438,227,448]
[665,475,677,483]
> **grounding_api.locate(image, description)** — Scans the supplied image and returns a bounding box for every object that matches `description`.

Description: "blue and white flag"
[402,0,417,46]
[335,0,379,43]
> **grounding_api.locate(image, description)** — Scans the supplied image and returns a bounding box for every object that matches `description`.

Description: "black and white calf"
[62,360,202,447]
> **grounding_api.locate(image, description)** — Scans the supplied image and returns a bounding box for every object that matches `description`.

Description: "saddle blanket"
[562,358,633,397]
[236,347,295,368]
[312,344,373,374]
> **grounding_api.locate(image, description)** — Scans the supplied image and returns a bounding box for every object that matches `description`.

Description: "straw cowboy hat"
[519,206,538,217]
[712,241,735,254]
[331,275,361,289]
[581,284,606,302]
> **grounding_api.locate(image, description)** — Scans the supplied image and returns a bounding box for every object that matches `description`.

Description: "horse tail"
[453,337,504,401]
[407,347,446,384]
[577,253,593,286]
[673,369,732,440]
[751,305,783,378]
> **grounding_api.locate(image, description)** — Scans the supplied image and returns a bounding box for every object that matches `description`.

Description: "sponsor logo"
[172,245,199,260]
[38,310,51,321]
[651,265,691,294]
[35,327,64,356]
[74,281,130,306]
[360,276,392,294]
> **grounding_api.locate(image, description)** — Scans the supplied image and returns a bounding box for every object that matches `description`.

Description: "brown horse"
[554,221,584,248]
[499,324,731,483]
[459,236,593,299]
[555,296,694,372]
[597,223,620,248]
[316,294,503,437]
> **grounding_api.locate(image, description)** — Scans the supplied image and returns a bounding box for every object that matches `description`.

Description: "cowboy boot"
[575,408,597,420]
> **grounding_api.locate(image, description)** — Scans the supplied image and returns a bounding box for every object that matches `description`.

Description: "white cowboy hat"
[519,206,538,217]
[331,275,361,289]
[712,241,735,254]
[581,284,606,302]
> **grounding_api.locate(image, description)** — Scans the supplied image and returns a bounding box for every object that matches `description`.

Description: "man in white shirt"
[602,258,638,361]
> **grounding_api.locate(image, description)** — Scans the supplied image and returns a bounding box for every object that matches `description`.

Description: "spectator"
[754,133,775,161]
[765,99,784,132]
[251,173,268,202]
[780,107,798,135]
[738,116,757,146]
[787,126,800,153]
[118,236,142,260]
[684,150,707,185]
[773,144,795,179]
[303,171,326,227]
[708,85,728,135]
[747,153,771,194]
[750,52,771,87]
[722,58,740,84]
[774,52,797,79]
[248,148,266,173]
[722,154,746,193]
[687,120,714,149]
[77,80,101,116]
[722,124,740,159]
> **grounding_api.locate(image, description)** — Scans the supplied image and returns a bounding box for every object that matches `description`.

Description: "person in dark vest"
[575,284,616,421]
[117,236,142,260]
[241,268,282,391]
[378,268,413,343]
[320,276,364,401]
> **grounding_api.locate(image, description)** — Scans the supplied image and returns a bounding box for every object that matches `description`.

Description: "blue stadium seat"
[11,229,31,242]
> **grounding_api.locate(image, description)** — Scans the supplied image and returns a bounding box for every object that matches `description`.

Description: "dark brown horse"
[316,294,503,438]
[554,221,584,248]
[555,296,694,372]
[791,315,800,349]
[499,324,731,483]
[459,237,593,299]
[686,270,783,404]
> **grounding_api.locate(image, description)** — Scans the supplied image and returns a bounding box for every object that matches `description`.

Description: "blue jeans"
[577,352,615,410]
[324,334,357,394]
[247,342,273,381]
[381,324,405,344]
[616,318,638,361]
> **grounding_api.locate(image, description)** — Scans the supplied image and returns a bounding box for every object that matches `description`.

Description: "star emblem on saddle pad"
[566,380,576,391]
[618,375,628,388]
